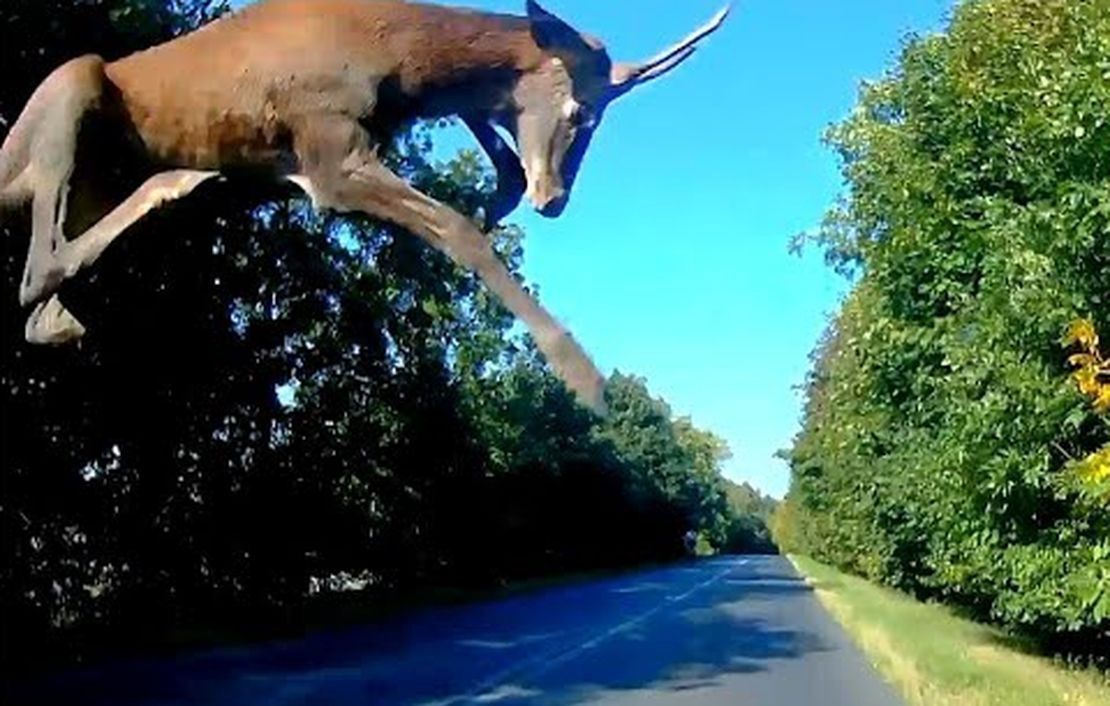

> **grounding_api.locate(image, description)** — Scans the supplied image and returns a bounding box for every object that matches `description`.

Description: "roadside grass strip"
[789,556,1110,706]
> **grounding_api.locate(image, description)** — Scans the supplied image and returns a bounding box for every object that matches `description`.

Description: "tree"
[782,0,1110,657]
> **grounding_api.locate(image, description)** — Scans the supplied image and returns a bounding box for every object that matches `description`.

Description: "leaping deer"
[0,0,729,414]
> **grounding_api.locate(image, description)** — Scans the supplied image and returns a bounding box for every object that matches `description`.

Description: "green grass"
[789,555,1110,706]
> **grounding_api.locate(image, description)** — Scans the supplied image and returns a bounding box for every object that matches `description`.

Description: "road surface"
[7,555,905,705]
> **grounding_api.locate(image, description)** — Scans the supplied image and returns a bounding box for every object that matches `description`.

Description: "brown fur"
[102,0,542,169]
[0,0,729,414]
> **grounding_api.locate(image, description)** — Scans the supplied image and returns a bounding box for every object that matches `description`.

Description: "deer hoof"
[25,295,86,346]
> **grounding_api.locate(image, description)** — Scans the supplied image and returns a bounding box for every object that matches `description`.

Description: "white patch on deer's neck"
[562,99,579,120]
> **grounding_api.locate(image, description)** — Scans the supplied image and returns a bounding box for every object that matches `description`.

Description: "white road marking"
[430,558,749,706]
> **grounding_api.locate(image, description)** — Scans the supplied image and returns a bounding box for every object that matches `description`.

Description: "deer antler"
[610,5,731,94]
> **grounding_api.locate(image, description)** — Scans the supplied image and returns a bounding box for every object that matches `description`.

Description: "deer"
[0,0,729,415]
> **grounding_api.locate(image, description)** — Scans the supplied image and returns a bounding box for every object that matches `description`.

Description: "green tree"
[783,0,1110,656]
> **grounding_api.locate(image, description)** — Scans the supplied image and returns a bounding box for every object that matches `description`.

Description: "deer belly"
[107,65,298,172]
[129,103,297,172]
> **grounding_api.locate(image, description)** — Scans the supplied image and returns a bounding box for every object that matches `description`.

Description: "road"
[7,555,904,706]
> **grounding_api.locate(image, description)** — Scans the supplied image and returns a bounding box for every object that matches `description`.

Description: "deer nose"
[538,193,568,217]
[529,186,567,217]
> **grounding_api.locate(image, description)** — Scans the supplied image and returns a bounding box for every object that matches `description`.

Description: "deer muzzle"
[526,175,567,218]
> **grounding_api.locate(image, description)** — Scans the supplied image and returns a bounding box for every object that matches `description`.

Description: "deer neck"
[391,10,544,119]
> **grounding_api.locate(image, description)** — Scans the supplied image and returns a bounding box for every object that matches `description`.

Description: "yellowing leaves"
[1075,446,1110,485]
[1067,353,1097,370]
[1064,318,1110,414]
[1073,366,1101,398]
[1063,320,1110,495]
[1064,318,1099,350]
[1098,387,1110,415]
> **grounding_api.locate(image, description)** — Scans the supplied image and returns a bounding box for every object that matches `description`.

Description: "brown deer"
[0,0,729,414]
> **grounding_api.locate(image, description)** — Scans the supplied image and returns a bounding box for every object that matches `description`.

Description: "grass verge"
[789,555,1110,706]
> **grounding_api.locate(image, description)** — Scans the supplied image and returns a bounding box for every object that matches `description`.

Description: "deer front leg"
[462,115,526,231]
[304,151,606,415]
[0,167,33,211]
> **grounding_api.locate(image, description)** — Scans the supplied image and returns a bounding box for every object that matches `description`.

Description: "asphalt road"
[8,555,905,706]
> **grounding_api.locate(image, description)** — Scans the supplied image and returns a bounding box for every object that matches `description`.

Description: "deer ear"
[526,0,585,52]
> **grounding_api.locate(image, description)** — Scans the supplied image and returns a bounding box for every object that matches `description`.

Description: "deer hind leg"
[20,141,78,308]
[16,55,110,308]
[293,117,607,414]
[20,169,219,345]
[57,170,220,277]
[0,167,33,211]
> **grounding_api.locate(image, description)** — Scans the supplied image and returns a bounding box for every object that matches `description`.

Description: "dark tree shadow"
[5,559,838,706]
[496,570,830,705]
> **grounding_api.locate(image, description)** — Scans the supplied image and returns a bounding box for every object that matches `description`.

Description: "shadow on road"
[6,558,851,706]
[466,563,832,705]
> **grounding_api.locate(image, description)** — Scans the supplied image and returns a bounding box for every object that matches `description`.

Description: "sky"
[434,0,956,497]
[237,0,956,497]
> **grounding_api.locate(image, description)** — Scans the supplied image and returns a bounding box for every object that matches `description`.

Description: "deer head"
[506,0,730,217]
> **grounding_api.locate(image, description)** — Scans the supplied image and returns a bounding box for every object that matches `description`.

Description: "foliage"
[720,479,778,554]
[0,0,768,670]
[779,0,1110,657]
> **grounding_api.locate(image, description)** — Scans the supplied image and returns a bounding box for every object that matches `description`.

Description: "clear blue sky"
[436,0,955,497]
[237,0,956,497]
